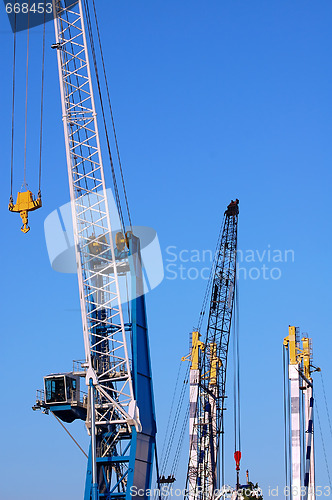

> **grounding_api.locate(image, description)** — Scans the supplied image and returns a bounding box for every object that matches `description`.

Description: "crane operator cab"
[45,374,79,404]
[40,373,87,423]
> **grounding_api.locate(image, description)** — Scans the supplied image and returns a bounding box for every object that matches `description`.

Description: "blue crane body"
[30,1,157,498]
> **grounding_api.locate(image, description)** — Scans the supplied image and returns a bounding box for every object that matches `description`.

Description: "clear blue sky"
[1,1,332,498]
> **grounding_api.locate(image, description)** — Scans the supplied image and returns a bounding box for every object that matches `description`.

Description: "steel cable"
[38,7,46,194]
[161,362,190,476]
[83,0,126,233]
[10,13,17,199]
[91,0,132,229]
[235,284,241,453]
[315,397,332,488]
[197,216,225,332]
[159,360,183,465]
[320,371,332,441]
[23,1,31,189]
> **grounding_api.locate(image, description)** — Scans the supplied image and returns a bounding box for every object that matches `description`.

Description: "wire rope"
[161,362,190,475]
[235,284,241,452]
[10,13,17,200]
[91,0,132,229]
[197,217,225,332]
[159,360,183,465]
[315,397,332,488]
[23,0,31,189]
[51,412,88,458]
[38,7,46,194]
[83,0,126,233]
[233,318,237,455]
[319,371,332,441]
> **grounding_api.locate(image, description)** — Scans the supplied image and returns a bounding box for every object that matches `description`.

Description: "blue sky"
[1,0,332,498]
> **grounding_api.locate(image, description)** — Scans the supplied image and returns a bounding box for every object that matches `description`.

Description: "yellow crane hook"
[9,190,42,233]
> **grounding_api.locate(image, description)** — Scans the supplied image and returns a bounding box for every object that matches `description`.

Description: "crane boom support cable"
[315,397,332,488]
[161,363,190,475]
[51,412,88,458]
[82,0,133,313]
[197,217,225,332]
[320,372,332,441]
[10,13,17,199]
[160,360,183,465]
[91,0,132,229]
[83,0,126,232]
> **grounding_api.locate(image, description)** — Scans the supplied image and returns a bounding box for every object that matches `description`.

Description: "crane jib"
[30,1,157,498]
[186,198,239,500]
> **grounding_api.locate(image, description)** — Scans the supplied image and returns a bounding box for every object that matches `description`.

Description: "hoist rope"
[23,0,31,189]
[10,13,17,199]
[319,371,332,441]
[233,283,241,454]
[315,397,332,488]
[38,9,46,194]
[233,306,241,452]
[232,308,237,457]
[83,0,126,233]
[236,285,241,451]
[91,0,132,230]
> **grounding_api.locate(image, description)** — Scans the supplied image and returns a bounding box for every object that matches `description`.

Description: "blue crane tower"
[32,1,157,498]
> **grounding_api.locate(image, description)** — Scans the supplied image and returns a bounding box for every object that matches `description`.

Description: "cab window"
[45,377,66,403]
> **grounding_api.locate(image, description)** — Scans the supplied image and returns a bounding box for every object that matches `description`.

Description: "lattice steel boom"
[187,199,239,500]
[34,2,156,498]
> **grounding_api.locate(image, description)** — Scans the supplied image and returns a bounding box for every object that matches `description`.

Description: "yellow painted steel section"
[9,190,42,233]
[284,326,298,365]
[302,337,312,381]
[284,327,313,379]
[182,331,205,370]
[88,234,108,255]
[209,342,222,386]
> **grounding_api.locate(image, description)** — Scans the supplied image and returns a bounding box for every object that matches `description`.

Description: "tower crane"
[7,1,157,498]
[185,199,239,499]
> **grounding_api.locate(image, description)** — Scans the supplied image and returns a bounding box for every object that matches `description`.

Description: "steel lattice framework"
[53,0,137,427]
[187,200,239,500]
[52,1,148,497]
